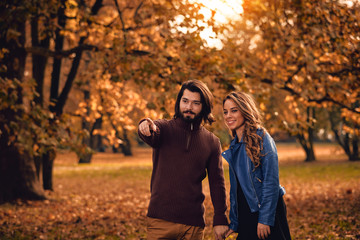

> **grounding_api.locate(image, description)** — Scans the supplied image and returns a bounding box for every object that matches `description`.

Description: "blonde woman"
[222,92,291,240]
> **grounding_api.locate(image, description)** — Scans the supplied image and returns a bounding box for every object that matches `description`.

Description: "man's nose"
[185,102,193,110]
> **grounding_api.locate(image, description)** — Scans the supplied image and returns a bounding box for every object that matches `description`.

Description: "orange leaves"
[0,148,359,239]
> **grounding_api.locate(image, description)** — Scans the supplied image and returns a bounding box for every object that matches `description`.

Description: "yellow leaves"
[270,56,278,65]
[327,75,340,82]
[293,75,304,84]
[33,144,39,152]
[259,102,266,111]
[265,113,272,120]
[65,0,78,18]
[342,125,358,136]
[78,102,87,108]
[341,108,360,133]
[318,52,347,65]
[94,112,102,119]
[0,48,9,59]
[90,101,98,112]
[285,95,294,102]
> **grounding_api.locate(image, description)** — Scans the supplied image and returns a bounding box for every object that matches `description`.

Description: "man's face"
[179,89,203,122]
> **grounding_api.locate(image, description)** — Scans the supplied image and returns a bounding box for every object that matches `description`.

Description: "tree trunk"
[79,154,93,164]
[42,148,56,190]
[296,107,316,162]
[305,107,315,162]
[120,127,132,156]
[0,16,45,202]
[49,0,66,110]
[0,107,46,202]
[79,133,93,164]
[109,119,133,156]
[79,87,92,164]
[349,137,359,161]
[304,144,316,162]
[31,16,50,106]
[78,117,103,163]
[0,145,46,203]
[329,109,360,161]
[297,133,316,162]
[78,121,93,163]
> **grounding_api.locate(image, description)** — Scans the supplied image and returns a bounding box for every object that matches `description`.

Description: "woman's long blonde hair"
[223,92,265,168]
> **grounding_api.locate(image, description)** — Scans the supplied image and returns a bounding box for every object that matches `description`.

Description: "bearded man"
[138,80,229,240]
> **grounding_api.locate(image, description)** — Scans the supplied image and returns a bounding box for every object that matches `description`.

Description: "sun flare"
[197,0,243,24]
[194,0,243,48]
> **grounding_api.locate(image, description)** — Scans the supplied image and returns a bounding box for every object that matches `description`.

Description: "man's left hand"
[214,225,229,240]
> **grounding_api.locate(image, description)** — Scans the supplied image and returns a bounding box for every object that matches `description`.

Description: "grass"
[279,162,360,181]
[0,143,359,239]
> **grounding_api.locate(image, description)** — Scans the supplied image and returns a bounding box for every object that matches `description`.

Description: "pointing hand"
[139,118,157,136]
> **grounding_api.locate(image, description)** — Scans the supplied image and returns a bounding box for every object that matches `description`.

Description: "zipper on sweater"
[248,157,261,208]
[185,123,193,151]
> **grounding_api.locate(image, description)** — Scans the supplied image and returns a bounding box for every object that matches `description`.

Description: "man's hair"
[174,79,215,125]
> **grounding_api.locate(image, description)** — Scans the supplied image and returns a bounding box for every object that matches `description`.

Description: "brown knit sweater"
[138,117,228,227]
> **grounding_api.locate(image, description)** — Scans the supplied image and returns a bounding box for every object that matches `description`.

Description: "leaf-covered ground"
[1,145,360,239]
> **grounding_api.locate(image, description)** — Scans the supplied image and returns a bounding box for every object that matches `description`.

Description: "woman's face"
[223,99,245,132]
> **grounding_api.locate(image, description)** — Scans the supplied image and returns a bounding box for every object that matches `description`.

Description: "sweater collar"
[174,117,202,131]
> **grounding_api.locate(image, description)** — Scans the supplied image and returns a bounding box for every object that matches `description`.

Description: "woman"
[222,92,291,240]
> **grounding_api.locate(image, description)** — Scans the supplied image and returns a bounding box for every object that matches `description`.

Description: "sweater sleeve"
[207,138,229,226]
[137,119,162,148]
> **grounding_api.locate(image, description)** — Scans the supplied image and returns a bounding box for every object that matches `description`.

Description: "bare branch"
[134,1,144,20]
[285,63,306,85]
[114,0,127,49]
[260,78,360,114]
[25,45,98,58]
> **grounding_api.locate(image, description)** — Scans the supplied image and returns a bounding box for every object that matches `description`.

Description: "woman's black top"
[235,177,291,240]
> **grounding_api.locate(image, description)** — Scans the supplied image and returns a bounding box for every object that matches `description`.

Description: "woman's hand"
[225,229,235,239]
[257,223,270,239]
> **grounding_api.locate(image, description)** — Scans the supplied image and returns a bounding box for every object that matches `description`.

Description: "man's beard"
[180,110,201,122]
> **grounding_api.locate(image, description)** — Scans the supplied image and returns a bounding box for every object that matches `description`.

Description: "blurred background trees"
[1,0,359,203]
[219,0,359,161]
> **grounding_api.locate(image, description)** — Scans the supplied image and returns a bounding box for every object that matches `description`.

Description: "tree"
[220,0,360,161]
[0,0,48,202]
[329,106,359,160]
[0,0,228,202]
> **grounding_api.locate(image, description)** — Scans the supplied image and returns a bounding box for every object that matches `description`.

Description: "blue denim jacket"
[222,129,285,231]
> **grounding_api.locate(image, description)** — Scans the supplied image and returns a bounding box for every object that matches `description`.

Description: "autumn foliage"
[0,1,359,237]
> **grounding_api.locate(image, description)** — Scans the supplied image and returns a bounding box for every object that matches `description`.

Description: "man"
[138,80,228,240]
